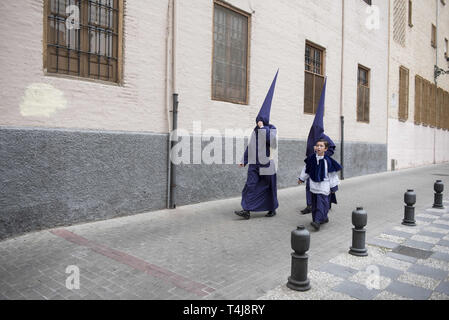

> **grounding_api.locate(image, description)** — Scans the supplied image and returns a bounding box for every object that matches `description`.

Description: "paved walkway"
[0,163,448,300]
[261,204,449,300]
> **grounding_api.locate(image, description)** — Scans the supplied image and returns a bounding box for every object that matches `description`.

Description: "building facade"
[0,0,448,239]
[387,0,449,169]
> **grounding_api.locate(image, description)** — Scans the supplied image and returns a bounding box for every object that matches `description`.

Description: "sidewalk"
[0,163,448,300]
[260,204,449,300]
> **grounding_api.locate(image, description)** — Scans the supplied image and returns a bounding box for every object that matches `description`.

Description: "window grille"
[45,0,122,83]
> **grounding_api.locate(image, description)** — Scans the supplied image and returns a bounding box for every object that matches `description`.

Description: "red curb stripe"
[50,229,214,297]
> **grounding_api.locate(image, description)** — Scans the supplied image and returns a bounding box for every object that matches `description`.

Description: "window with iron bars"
[212,1,250,105]
[304,41,325,114]
[44,0,122,83]
[357,65,370,123]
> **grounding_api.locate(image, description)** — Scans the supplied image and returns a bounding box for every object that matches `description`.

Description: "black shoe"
[321,218,329,224]
[234,210,250,220]
[300,206,312,214]
[310,221,320,231]
[265,210,276,217]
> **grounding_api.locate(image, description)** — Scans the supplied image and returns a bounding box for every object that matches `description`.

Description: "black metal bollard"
[349,207,368,257]
[433,180,444,209]
[402,189,416,226]
[287,225,311,291]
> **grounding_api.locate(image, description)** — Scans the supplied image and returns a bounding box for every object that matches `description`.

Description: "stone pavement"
[0,163,449,300]
[260,204,449,300]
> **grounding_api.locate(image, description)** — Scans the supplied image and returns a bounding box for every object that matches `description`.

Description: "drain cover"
[392,245,433,259]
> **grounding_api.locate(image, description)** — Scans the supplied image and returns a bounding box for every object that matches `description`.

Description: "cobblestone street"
[1,163,449,300]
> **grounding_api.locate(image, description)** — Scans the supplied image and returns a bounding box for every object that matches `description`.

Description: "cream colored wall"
[175,0,343,140]
[0,0,170,133]
[341,0,389,144]
[176,0,388,143]
[387,0,449,169]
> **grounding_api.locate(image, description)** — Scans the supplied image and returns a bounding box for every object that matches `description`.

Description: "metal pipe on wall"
[166,0,178,209]
[339,0,345,179]
[340,116,345,180]
[169,93,179,209]
[434,0,439,165]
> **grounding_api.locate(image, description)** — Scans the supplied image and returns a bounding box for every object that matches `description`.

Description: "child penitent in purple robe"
[298,139,342,231]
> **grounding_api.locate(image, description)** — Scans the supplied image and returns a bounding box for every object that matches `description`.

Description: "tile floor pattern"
[260,202,449,300]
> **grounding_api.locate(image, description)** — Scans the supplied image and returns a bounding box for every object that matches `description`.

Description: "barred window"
[415,74,449,130]
[357,65,370,123]
[408,0,413,27]
[442,91,449,130]
[212,1,250,104]
[435,88,444,129]
[44,0,123,83]
[429,81,437,127]
[304,42,325,114]
[431,24,437,48]
[414,75,423,124]
[398,66,409,121]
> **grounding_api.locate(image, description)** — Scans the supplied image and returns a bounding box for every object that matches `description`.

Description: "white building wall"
[0,0,170,133]
[175,0,342,140]
[341,0,389,144]
[388,0,449,169]
[176,0,388,144]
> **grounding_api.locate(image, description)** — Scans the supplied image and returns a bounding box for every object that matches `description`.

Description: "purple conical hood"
[306,78,328,157]
[256,70,279,125]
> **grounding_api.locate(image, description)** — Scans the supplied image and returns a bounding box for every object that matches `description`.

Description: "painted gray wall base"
[0,127,168,240]
[1,127,387,240]
[342,142,387,178]
[175,138,387,206]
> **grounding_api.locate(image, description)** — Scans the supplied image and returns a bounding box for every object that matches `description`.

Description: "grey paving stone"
[383,230,414,239]
[317,262,358,279]
[435,281,449,295]
[386,281,433,300]
[386,252,418,264]
[418,231,446,239]
[416,217,438,223]
[392,245,433,259]
[423,211,445,217]
[407,264,449,280]
[403,240,435,251]
[375,264,404,280]
[333,280,381,300]
[431,252,449,262]
[431,223,449,230]
[437,239,449,247]
[366,238,398,250]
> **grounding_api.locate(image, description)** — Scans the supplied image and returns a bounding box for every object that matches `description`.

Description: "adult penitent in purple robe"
[237,71,279,216]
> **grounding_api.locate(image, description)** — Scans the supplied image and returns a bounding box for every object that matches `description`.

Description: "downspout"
[166,0,178,209]
[165,0,172,209]
[169,94,178,209]
[386,0,391,170]
[434,0,438,165]
[339,0,345,179]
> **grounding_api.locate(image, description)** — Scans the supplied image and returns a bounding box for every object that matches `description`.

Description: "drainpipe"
[434,0,438,165]
[166,0,178,209]
[339,0,345,179]
[340,116,344,180]
[169,93,179,209]
[386,0,391,170]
